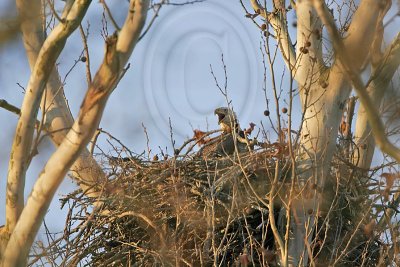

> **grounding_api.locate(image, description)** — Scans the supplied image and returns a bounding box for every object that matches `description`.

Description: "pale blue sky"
[0,0,399,248]
[0,0,287,236]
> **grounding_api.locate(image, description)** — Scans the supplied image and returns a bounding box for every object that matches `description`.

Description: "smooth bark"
[2,0,149,265]
[251,0,392,265]
[5,0,91,238]
[353,33,400,171]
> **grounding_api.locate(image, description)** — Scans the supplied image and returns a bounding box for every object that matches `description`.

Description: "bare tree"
[245,0,400,265]
[0,0,399,266]
[0,0,149,265]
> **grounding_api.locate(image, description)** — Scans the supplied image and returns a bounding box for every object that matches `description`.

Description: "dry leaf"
[339,116,347,135]
[271,142,288,157]
[381,172,399,201]
[244,122,256,135]
[261,249,276,263]
[193,129,210,146]
[239,253,250,266]
[279,128,287,143]
[363,220,376,238]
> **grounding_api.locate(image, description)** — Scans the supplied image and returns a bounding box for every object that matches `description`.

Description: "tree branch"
[343,0,390,70]
[16,0,108,214]
[0,99,21,116]
[354,33,400,170]
[250,0,296,74]
[294,0,324,104]
[2,1,149,265]
[5,0,91,237]
[313,0,400,164]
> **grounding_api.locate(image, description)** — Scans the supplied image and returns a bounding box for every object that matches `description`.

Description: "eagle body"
[198,107,248,158]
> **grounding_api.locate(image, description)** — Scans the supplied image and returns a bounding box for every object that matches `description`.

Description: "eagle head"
[214,107,239,133]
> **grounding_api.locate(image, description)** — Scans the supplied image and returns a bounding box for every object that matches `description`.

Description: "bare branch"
[79,23,92,86]
[6,0,90,236]
[0,99,21,116]
[16,0,109,217]
[2,0,149,265]
[250,0,297,74]
[343,0,391,70]
[354,33,400,170]
[99,0,121,31]
[313,0,400,164]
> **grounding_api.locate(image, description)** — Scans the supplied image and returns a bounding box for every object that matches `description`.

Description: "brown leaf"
[381,172,399,201]
[239,253,250,266]
[279,129,286,142]
[263,249,276,263]
[339,116,347,135]
[244,122,256,135]
[193,129,210,146]
[363,220,376,238]
[271,142,288,157]
[381,172,398,189]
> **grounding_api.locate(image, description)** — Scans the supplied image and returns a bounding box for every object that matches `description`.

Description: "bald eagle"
[199,107,248,158]
[214,107,240,134]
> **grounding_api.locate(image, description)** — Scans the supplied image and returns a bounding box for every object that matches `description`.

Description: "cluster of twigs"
[28,130,396,266]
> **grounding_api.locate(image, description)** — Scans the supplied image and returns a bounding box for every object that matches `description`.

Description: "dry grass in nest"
[29,139,385,266]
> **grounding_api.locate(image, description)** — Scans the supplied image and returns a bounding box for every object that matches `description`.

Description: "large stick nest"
[30,136,384,266]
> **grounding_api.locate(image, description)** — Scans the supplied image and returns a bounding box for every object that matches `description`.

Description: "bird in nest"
[215,107,240,134]
[197,107,252,158]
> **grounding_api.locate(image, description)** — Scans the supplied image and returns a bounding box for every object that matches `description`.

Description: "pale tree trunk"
[1,0,105,255]
[1,0,149,266]
[251,0,394,266]
[316,1,400,240]
[353,33,400,171]
[16,0,107,195]
[317,0,400,165]
[4,0,91,246]
[351,35,400,230]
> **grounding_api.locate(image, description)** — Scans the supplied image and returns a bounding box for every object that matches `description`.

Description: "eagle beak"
[217,113,225,123]
[214,108,225,123]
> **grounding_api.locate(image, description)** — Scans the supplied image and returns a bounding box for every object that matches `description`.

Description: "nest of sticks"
[30,133,383,266]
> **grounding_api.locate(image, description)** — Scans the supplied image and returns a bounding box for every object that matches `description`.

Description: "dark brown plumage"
[198,107,247,158]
